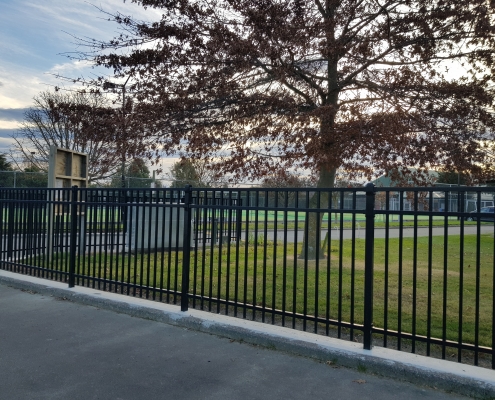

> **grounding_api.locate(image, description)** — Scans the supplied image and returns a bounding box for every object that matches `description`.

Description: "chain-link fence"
[0,171,279,189]
[0,171,49,188]
[0,172,173,189]
[105,176,169,188]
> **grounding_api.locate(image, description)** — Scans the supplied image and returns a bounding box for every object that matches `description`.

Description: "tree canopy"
[127,157,150,179]
[169,159,201,188]
[437,170,470,186]
[74,0,495,188]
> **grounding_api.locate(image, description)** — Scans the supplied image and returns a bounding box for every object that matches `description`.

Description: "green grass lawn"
[370,234,493,346]
[36,233,494,348]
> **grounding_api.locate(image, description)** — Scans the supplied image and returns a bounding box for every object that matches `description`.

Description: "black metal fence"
[1,185,494,369]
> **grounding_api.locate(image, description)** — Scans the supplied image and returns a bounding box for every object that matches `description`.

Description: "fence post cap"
[364,183,375,193]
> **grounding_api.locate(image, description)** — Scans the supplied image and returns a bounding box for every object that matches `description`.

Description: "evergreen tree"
[110,158,153,188]
[169,160,201,188]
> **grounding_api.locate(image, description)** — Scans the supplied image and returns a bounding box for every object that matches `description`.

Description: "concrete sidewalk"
[0,270,493,399]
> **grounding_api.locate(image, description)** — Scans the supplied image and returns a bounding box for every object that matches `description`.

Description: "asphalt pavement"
[0,281,477,400]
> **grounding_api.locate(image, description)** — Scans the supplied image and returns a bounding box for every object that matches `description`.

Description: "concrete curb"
[1,270,494,399]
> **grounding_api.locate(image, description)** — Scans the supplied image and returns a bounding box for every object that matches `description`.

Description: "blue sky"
[0,0,161,155]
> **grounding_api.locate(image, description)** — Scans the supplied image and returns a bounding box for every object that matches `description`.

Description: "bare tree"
[12,90,120,183]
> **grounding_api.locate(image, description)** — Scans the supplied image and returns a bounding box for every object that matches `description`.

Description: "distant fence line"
[0,185,494,369]
[0,171,49,188]
[0,171,167,188]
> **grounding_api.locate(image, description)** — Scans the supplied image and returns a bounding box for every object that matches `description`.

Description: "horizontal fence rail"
[0,185,494,369]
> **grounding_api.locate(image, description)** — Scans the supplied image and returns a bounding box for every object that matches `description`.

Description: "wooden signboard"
[48,146,88,189]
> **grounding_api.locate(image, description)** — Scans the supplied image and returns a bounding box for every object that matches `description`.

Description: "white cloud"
[24,0,162,42]
[0,0,163,108]
[0,59,103,110]
[0,136,16,153]
[0,62,58,108]
[0,80,38,109]
[0,121,21,130]
[49,60,95,74]
[0,39,33,59]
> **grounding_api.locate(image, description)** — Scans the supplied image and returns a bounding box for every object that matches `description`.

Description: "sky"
[0,0,176,172]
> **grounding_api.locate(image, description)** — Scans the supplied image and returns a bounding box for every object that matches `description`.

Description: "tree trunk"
[299,166,336,260]
[299,10,340,258]
[299,69,339,259]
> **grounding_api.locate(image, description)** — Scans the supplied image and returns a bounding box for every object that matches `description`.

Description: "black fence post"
[68,185,79,288]
[181,185,192,311]
[7,198,14,260]
[236,197,242,242]
[363,183,375,350]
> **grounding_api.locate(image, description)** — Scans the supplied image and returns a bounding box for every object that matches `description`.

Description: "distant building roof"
[371,168,439,187]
